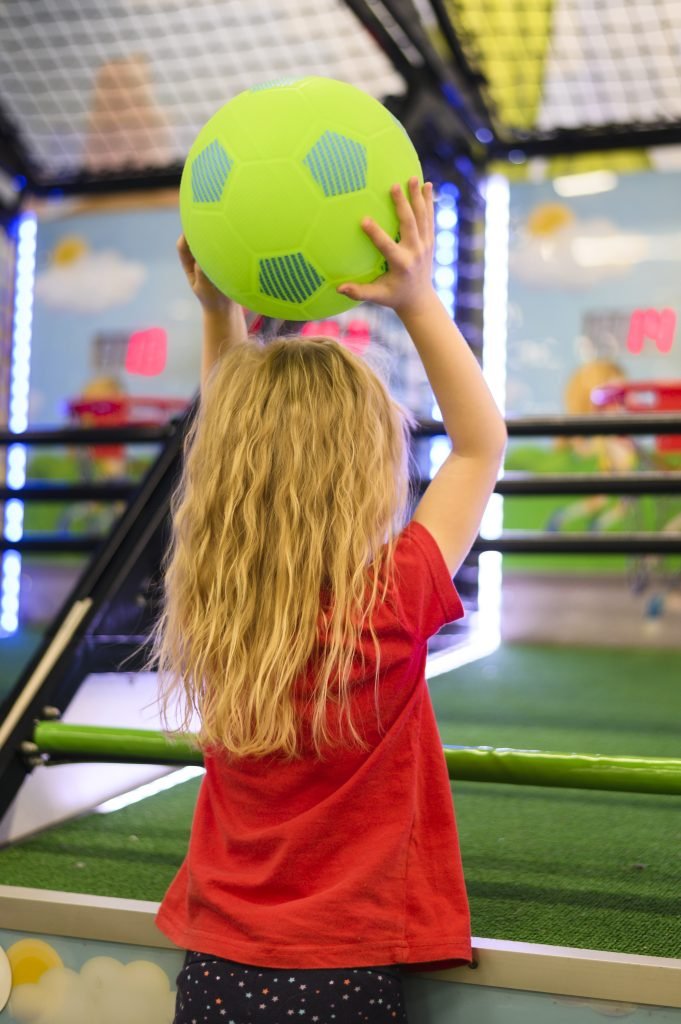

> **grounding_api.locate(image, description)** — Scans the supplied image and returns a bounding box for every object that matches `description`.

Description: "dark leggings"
[173,949,409,1023]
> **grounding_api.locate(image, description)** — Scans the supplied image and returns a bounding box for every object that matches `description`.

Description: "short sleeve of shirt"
[391,520,465,644]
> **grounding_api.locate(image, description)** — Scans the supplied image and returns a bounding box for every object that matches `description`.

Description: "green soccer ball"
[179,76,423,321]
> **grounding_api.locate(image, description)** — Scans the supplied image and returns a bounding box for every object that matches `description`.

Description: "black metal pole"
[0,536,103,553]
[2,414,680,448]
[495,472,681,496]
[0,424,177,446]
[413,472,681,497]
[472,533,681,555]
[5,532,680,556]
[0,482,138,502]
[413,414,681,438]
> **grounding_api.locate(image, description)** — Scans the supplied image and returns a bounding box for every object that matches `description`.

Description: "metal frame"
[363,0,492,142]
[490,122,681,159]
[0,97,31,202]
[1,412,678,556]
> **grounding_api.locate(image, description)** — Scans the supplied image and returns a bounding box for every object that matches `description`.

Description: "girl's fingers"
[391,182,419,247]
[337,283,361,300]
[360,216,402,262]
[409,177,428,239]
[423,182,435,246]
[337,281,384,303]
[176,235,196,280]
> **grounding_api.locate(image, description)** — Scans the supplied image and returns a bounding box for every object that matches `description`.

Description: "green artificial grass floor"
[1,643,679,960]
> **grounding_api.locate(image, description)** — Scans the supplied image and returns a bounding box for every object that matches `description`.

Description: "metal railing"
[1,412,680,554]
[28,722,681,797]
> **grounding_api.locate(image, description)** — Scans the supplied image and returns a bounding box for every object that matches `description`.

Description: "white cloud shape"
[35,250,146,312]
[510,217,648,290]
[510,336,563,370]
[9,956,175,1024]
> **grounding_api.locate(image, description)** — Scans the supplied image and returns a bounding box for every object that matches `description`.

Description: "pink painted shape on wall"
[627,308,676,355]
[626,309,645,354]
[125,327,167,376]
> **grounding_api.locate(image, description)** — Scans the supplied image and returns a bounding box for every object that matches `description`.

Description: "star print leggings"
[173,949,409,1023]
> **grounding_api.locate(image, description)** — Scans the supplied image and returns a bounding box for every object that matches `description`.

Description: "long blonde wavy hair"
[148,335,414,762]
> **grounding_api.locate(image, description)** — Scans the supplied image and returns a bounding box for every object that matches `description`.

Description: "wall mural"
[504,169,681,616]
[0,934,178,1023]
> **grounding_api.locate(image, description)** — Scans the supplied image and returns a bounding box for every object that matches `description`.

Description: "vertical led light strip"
[481,174,509,538]
[2,213,37,635]
[482,175,509,425]
[479,173,510,655]
[429,182,460,479]
[426,175,509,679]
[434,182,459,318]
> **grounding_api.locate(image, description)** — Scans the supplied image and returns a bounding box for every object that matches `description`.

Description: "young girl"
[153,178,507,1023]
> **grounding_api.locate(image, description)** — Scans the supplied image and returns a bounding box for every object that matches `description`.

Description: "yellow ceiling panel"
[443,0,555,129]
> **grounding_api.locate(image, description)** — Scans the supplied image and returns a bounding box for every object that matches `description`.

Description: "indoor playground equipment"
[3,0,681,1018]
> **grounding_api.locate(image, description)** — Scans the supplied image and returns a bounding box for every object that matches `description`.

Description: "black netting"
[0,0,404,182]
[441,0,681,134]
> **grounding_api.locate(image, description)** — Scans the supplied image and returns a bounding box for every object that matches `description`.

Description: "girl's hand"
[177,234,234,313]
[336,178,436,318]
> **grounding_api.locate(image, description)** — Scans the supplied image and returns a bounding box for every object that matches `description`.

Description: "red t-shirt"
[155,520,471,971]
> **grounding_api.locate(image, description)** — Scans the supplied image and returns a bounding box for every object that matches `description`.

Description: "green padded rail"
[31,722,681,796]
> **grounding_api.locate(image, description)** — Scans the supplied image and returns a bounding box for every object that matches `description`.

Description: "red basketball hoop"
[591,380,681,453]
[67,396,189,459]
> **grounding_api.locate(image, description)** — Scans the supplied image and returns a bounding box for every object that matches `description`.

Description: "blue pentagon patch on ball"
[303,131,368,197]
[259,253,324,304]
[192,140,233,203]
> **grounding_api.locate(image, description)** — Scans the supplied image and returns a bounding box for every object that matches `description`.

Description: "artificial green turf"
[1,644,680,959]
[430,644,681,758]
[455,782,681,957]
[0,779,198,900]
[431,644,681,955]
